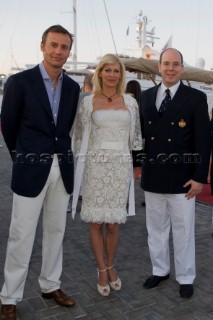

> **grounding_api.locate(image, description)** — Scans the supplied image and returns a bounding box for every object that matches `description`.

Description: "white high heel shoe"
[97,268,110,297]
[107,265,122,291]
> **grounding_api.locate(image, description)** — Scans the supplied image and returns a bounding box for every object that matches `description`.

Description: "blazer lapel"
[143,84,161,128]
[30,66,53,119]
[56,76,72,126]
[149,85,159,115]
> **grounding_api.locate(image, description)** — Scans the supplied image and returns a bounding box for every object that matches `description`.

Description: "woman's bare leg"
[89,223,108,286]
[105,223,119,282]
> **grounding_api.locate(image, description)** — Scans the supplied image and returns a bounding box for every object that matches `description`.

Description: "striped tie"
[159,89,171,113]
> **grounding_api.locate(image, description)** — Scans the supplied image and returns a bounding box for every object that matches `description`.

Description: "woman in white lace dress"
[72,54,142,297]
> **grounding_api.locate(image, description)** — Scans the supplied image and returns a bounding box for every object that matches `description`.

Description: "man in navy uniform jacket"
[140,48,211,299]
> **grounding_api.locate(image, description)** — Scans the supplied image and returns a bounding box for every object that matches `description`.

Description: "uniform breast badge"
[178,119,186,128]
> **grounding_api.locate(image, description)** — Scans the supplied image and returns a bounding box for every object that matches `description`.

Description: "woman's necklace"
[102,92,117,102]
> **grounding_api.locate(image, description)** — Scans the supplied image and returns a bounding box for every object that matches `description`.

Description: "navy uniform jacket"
[1,65,80,197]
[140,81,211,194]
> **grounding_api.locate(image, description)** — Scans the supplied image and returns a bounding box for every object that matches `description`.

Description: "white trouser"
[144,191,195,284]
[0,155,70,304]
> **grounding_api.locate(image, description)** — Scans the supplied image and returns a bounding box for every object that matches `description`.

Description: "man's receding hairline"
[160,48,183,64]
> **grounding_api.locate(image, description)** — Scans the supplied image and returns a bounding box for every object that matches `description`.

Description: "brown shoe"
[0,305,16,320]
[42,289,75,307]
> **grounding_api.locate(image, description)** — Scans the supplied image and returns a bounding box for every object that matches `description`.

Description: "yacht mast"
[137,10,143,49]
[103,0,118,55]
[72,0,77,69]
[136,10,159,52]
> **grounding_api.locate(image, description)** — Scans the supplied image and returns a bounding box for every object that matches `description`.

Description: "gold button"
[168,138,171,142]
[151,137,155,141]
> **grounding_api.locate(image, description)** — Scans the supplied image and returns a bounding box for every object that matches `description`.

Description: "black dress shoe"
[180,284,194,298]
[143,274,169,289]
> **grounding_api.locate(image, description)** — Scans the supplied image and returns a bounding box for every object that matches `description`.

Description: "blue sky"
[0,0,212,74]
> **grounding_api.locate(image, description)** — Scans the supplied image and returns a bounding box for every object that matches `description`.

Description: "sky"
[0,0,213,75]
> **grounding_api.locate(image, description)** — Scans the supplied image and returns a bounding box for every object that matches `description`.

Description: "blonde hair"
[92,54,126,96]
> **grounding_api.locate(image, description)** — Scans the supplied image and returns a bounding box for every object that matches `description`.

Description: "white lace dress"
[72,94,142,224]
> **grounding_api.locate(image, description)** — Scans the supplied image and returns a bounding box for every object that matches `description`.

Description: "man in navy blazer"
[140,48,211,299]
[0,25,79,319]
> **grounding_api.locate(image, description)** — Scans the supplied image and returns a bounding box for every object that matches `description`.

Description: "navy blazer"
[1,65,80,197]
[140,81,211,193]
